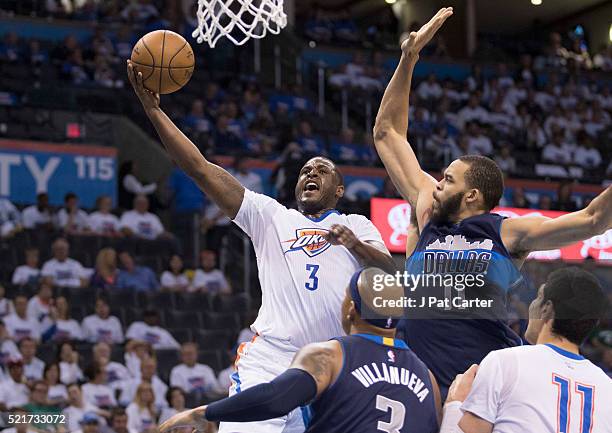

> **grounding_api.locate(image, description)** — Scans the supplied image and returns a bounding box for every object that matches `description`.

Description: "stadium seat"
[174,292,212,311]
[76,342,94,369]
[167,328,193,344]
[166,311,203,329]
[198,350,224,372]
[156,349,181,383]
[212,293,251,313]
[107,290,137,309]
[111,345,125,363]
[194,329,233,350]
[202,312,241,331]
[143,291,176,310]
[37,342,57,365]
[69,305,86,321]
[124,307,143,325]
[63,287,97,308]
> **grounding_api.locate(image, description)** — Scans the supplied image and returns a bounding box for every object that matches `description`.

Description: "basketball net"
[192,0,287,48]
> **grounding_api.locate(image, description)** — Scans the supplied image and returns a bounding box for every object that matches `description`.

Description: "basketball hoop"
[192,0,287,48]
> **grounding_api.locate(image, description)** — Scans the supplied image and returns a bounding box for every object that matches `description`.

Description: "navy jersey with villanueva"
[399,212,523,397]
[305,334,439,433]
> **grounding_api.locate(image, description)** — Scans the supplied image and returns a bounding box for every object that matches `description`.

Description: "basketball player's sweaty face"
[295,157,343,215]
[431,160,469,223]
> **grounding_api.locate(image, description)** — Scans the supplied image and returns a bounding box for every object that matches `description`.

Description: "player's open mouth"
[304,181,320,192]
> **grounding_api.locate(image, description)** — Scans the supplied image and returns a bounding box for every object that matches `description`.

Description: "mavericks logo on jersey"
[283,228,331,257]
[423,234,493,274]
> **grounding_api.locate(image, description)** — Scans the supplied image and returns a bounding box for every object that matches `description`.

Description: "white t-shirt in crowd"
[0,298,14,318]
[170,363,219,394]
[82,314,124,344]
[23,357,45,381]
[54,319,85,341]
[125,322,180,349]
[27,296,51,323]
[217,365,234,392]
[573,146,602,168]
[0,339,20,365]
[88,211,121,235]
[119,376,168,409]
[21,206,52,229]
[11,265,40,285]
[81,382,117,408]
[0,377,30,408]
[4,313,41,341]
[160,271,189,290]
[461,344,612,433]
[231,170,264,193]
[119,210,164,240]
[105,361,131,389]
[60,361,83,385]
[41,258,85,288]
[57,208,90,231]
[63,402,100,432]
[542,143,572,164]
[191,269,230,294]
[47,383,68,405]
[126,403,156,433]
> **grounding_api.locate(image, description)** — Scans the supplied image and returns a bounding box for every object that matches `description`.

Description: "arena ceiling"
[295,0,608,34]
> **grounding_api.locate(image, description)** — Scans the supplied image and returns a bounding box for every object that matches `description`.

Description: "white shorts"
[218,335,306,433]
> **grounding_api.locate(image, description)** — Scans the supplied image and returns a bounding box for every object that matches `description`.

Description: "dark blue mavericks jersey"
[399,213,523,398]
[305,334,438,433]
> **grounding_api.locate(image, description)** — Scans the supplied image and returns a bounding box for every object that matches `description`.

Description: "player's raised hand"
[401,7,453,59]
[446,363,478,403]
[158,407,208,433]
[127,59,160,111]
[326,224,359,249]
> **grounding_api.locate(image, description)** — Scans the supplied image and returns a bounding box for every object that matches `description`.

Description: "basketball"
[130,30,195,95]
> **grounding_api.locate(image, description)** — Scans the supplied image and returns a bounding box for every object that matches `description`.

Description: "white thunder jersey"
[233,189,387,350]
[461,344,612,433]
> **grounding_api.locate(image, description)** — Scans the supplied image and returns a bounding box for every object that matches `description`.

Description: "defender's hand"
[127,59,160,111]
[446,364,478,403]
[401,7,453,59]
[158,407,208,433]
[326,224,359,249]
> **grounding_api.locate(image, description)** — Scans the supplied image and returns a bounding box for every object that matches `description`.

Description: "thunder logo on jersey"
[283,228,330,257]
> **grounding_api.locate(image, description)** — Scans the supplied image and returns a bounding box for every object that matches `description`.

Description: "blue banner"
[0,139,117,208]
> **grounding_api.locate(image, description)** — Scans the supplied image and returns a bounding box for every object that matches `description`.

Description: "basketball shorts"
[218,335,306,433]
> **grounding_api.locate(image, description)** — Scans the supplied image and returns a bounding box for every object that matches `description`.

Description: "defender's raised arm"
[127,60,245,219]
[373,7,452,225]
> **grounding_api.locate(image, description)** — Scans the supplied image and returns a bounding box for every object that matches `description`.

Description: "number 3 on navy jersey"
[376,395,405,433]
[305,264,319,291]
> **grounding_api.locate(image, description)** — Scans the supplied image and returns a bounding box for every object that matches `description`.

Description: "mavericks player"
[447,267,611,433]
[374,7,612,397]
[127,64,394,433]
[159,267,441,433]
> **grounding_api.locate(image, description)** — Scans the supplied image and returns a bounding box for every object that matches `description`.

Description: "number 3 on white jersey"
[376,395,406,433]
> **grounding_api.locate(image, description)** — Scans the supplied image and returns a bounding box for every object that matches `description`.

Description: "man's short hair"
[543,267,609,345]
[458,155,504,211]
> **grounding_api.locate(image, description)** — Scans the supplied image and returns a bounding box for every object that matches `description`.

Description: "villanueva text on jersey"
[350,362,431,403]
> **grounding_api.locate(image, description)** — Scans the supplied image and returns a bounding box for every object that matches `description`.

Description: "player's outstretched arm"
[158,341,340,432]
[373,8,452,221]
[502,185,611,255]
[127,60,244,219]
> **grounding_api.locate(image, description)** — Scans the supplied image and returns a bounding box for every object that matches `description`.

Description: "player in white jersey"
[439,267,611,433]
[127,62,395,433]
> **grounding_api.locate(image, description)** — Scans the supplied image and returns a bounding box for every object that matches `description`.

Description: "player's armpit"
[457,412,493,433]
[290,340,343,398]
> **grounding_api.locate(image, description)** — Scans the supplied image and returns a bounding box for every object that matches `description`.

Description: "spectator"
[88,196,121,236]
[212,115,244,153]
[159,387,188,424]
[304,8,333,42]
[41,238,87,288]
[118,161,157,210]
[0,32,23,62]
[92,342,130,391]
[82,298,124,344]
[107,407,137,433]
[330,128,362,164]
[230,156,263,192]
[74,412,102,433]
[27,280,53,326]
[511,187,532,209]
[126,382,158,433]
[494,145,516,175]
[44,363,68,407]
[12,248,41,286]
[161,255,189,292]
[542,131,572,165]
[573,132,602,169]
[57,192,90,234]
[125,309,179,350]
[0,284,15,318]
[0,197,21,238]
[417,73,443,101]
[426,125,460,164]
[120,195,166,240]
[525,118,547,149]
[457,93,489,128]
[48,296,84,342]
[82,361,117,409]
[334,10,359,42]
[167,167,205,230]
[169,342,219,396]
[116,251,160,292]
[19,337,45,383]
[63,383,106,433]
[217,351,236,395]
[90,248,119,290]
[0,319,20,369]
[466,122,493,156]
[191,250,232,294]
[295,120,325,155]
[4,295,41,342]
[201,198,233,253]
[22,193,54,230]
[538,194,553,211]
[58,341,84,385]
[182,99,212,134]
[124,340,154,379]
[554,181,578,212]
[121,0,159,24]
[0,359,30,409]
[119,357,168,410]
[23,380,63,431]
